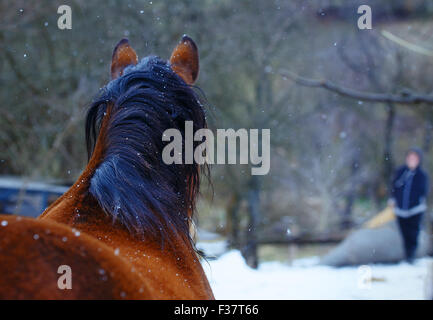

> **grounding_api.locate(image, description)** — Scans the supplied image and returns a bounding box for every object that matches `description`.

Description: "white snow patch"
[202,250,433,300]
[196,240,227,258]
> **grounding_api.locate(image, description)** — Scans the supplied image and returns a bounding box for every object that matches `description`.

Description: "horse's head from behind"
[0,36,214,300]
[85,36,206,245]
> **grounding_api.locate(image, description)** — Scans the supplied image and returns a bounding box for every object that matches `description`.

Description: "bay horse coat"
[0,36,214,299]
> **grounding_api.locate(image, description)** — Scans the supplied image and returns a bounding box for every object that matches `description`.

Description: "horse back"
[0,215,150,299]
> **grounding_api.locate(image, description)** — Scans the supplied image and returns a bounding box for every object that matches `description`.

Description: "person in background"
[390,148,429,263]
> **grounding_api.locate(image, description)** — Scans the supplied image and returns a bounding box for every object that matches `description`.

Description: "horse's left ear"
[169,35,199,85]
[111,39,138,80]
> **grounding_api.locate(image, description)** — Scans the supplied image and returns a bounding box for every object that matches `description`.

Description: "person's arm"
[389,168,401,207]
[421,172,429,199]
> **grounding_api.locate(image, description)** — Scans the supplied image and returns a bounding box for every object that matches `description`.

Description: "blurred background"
[1,0,433,298]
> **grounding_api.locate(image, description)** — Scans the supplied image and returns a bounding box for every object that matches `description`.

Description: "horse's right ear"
[169,35,199,85]
[111,39,138,80]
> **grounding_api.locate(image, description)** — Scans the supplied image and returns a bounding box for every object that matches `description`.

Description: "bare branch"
[278,69,433,105]
[381,30,433,57]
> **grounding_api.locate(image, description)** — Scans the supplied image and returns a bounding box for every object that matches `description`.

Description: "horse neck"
[39,107,112,226]
[39,106,194,252]
[37,104,213,299]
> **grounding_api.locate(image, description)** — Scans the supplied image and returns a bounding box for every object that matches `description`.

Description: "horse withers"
[0,36,214,299]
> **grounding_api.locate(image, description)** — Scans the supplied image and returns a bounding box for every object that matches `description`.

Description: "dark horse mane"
[85,56,207,245]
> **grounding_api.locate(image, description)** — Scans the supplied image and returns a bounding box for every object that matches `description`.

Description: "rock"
[321,220,431,266]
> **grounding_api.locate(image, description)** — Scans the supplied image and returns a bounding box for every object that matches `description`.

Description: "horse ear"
[111,39,138,80]
[169,35,199,85]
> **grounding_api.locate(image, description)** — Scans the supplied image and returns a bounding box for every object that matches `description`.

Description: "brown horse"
[0,36,214,299]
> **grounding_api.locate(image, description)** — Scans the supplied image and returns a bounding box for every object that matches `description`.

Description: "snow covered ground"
[202,250,433,300]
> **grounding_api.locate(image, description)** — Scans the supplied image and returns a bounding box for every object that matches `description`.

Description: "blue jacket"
[391,165,428,211]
